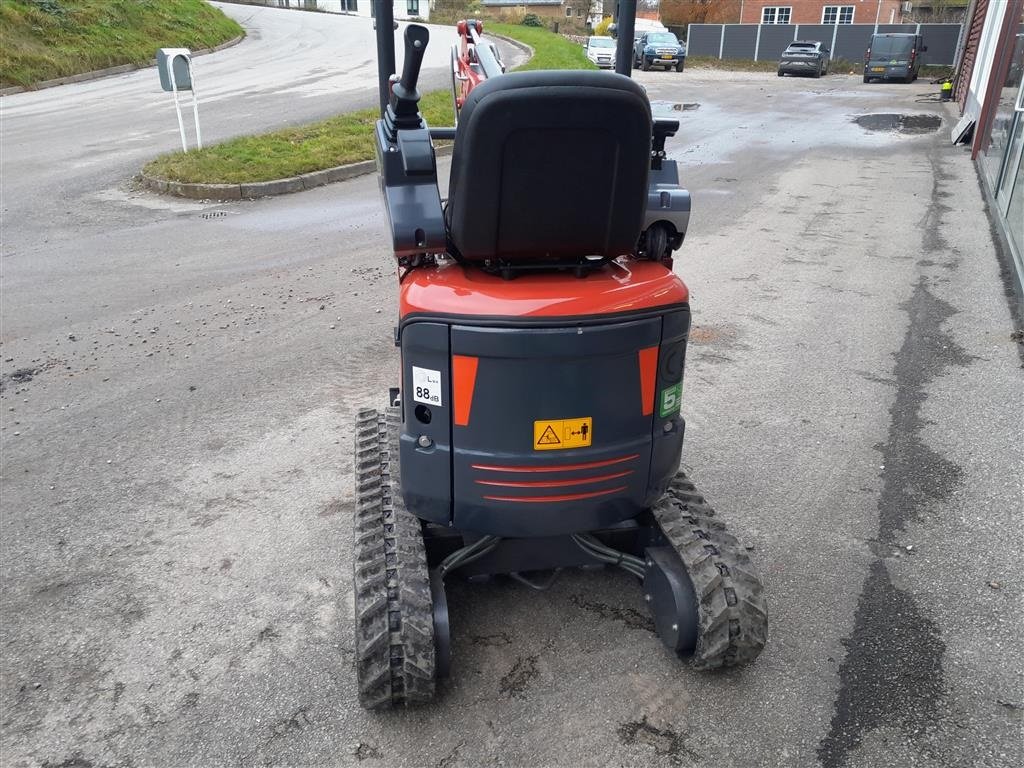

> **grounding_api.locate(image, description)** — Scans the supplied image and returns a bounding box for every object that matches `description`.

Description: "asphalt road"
[0,1,503,261]
[2,11,1022,768]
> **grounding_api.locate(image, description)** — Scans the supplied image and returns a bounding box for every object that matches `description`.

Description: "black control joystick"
[390,25,429,129]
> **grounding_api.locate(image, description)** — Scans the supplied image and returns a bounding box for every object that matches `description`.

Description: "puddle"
[854,113,942,134]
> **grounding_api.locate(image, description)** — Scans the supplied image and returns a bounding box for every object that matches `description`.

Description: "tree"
[660,0,740,27]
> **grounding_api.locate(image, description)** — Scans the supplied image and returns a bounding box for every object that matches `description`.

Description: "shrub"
[522,13,544,27]
[593,16,613,37]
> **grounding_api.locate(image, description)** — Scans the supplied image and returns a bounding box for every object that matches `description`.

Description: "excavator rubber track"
[652,471,769,668]
[352,408,437,709]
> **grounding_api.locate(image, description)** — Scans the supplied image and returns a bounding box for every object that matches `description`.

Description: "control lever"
[390,24,429,128]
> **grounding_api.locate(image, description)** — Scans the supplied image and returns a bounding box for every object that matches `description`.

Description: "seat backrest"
[447,71,651,264]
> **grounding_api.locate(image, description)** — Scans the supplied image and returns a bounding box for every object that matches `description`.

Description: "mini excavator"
[352,1,767,709]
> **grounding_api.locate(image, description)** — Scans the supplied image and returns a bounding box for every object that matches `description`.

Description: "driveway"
[1,25,1022,768]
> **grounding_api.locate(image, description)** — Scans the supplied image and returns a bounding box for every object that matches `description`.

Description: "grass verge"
[485,22,595,71]
[143,21,593,186]
[0,0,243,89]
[144,91,456,185]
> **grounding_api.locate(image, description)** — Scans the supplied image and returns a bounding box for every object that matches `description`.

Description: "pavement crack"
[819,161,972,764]
[875,279,971,543]
[818,561,946,768]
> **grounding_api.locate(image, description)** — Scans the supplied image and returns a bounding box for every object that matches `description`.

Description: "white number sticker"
[411,366,443,406]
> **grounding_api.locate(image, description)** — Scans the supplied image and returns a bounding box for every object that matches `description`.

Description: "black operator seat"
[446,71,652,264]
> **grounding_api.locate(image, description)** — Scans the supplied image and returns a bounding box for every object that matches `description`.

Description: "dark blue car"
[633,31,686,73]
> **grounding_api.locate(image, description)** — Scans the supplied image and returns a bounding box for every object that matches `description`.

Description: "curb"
[0,34,245,97]
[488,34,534,70]
[138,30,527,202]
[141,144,454,201]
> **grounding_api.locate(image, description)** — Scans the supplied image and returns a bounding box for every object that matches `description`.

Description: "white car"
[585,36,616,69]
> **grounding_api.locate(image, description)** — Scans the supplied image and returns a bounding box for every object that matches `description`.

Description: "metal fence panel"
[756,24,796,61]
[687,23,961,65]
[796,24,835,50]
[834,25,876,61]
[687,24,723,57]
[722,25,758,60]
[919,24,962,66]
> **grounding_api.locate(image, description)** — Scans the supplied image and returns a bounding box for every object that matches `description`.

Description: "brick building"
[738,0,905,25]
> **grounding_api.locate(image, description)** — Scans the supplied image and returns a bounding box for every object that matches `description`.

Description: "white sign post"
[156,48,202,152]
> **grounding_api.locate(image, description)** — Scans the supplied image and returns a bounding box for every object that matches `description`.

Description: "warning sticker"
[411,366,442,406]
[533,417,592,451]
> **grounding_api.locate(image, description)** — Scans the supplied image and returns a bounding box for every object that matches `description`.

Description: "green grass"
[486,22,596,71]
[144,90,457,185]
[144,22,594,185]
[0,0,243,89]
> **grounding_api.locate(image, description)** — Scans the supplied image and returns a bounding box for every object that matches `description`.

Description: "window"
[577,8,584,17]
[407,0,418,15]
[822,5,855,24]
[761,6,792,24]
[566,7,573,17]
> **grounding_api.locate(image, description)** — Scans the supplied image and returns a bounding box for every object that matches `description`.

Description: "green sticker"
[659,382,683,418]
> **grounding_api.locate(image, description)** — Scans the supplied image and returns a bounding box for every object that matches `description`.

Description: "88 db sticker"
[411,366,443,406]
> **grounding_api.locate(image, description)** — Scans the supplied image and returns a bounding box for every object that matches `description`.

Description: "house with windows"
[739,1,905,25]
[480,1,604,26]
[327,0,428,21]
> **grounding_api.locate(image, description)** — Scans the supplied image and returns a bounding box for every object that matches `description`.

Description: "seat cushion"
[447,71,651,263]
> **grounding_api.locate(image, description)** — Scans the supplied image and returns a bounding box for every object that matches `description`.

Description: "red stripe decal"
[638,345,659,416]
[475,470,632,489]
[482,486,629,503]
[452,355,479,427]
[472,454,640,474]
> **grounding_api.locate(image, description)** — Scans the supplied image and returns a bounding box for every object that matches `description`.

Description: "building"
[738,1,904,25]
[480,0,602,26]
[271,1,431,21]
[951,0,1024,290]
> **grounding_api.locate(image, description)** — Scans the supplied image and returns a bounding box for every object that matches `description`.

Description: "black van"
[863,33,927,83]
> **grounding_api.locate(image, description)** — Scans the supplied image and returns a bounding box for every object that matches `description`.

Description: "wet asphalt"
[2,9,1023,768]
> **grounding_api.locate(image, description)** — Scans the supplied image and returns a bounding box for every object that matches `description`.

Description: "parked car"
[863,33,927,83]
[777,40,830,78]
[633,31,686,72]
[608,18,667,42]
[585,35,616,69]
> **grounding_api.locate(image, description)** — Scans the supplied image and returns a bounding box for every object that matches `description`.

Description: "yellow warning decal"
[533,417,593,451]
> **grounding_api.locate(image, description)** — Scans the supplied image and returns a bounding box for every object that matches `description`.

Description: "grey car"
[777,40,830,78]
